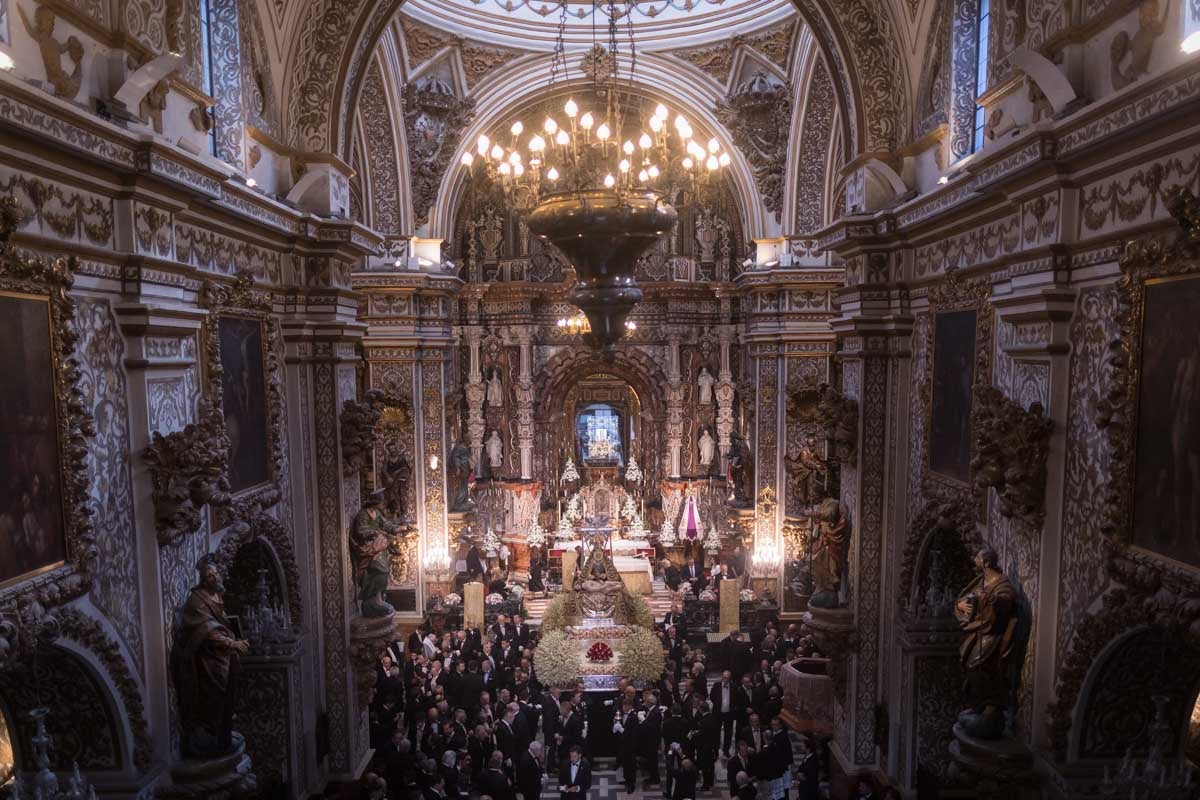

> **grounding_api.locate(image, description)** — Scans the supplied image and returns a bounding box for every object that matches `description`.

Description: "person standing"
[615,699,640,793]
[517,741,546,800]
[670,758,698,800]
[557,746,591,800]
[726,740,756,799]
[708,670,739,756]
[637,694,664,789]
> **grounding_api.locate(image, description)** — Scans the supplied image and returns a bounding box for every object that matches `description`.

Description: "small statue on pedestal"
[175,555,250,757]
[350,490,398,617]
[954,547,1018,740]
[808,498,847,609]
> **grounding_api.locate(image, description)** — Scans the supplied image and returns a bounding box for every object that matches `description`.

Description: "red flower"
[587,641,614,662]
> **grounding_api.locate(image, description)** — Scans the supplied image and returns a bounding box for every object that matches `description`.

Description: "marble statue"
[808,498,847,608]
[698,366,715,405]
[350,490,397,617]
[175,555,250,757]
[486,430,503,469]
[954,546,1019,739]
[487,368,504,407]
[699,429,716,466]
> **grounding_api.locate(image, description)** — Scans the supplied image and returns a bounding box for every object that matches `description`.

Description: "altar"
[552,541,654,594]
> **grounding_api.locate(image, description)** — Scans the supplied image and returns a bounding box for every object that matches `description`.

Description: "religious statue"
[808,498,847,608]
[487,368,504,407]
[727,432,752,508]
[574,547,623,619]
[448,440,476,512]
[785,441,828,509]
[698,366,715,405]
[379,447,412,521]
[174,555,250,757]
[698,428,716,467]
[954,546,1019,740]
[486,430,504,469]
[350,490,397,617]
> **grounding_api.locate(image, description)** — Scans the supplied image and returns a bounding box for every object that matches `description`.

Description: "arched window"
[576,403,625,466]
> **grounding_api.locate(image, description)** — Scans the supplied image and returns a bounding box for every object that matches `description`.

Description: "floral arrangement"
[624,456,642,485]
[541,593,582,631]
[678,581,693,596]
[565,494,582,522]
[564,626,631,640]
[626,514,647,539]
[658,520,676,545]
[485,593,505,606]
[586,641,614,662]
[443,593,463,606]
[614,590,654,628]
[534,630,581,687]
[483,528,502,554]
[739,588,757,602]
[527,519,546,547]
[699,589,717,602]
[561,457,581,483]
[618,627,666,682]
[703,524,721,552]
[621,495,638,520]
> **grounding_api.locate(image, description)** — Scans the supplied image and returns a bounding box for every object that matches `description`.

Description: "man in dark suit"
[695,702,720,790]
[662,626,685,680]
[726,740,755,799]
[637,694,664,788]
[737,712,768,754]
[615,699,640,793]
[422,774,448,800]
[670,757,698,800]
[557,745,591,800]
[481,752,516,800]
[516,741,546,800]
[795,738,819,800]
[542,688,562,768]
[733,771,757,800]
[492,614,516,644]
[708,670,741,757]
[468,724,494,782]
[467,544,485,578]
[496,706,519,769]
[512,614,531,649]
[556,700,584,766]
[736,676,756,728]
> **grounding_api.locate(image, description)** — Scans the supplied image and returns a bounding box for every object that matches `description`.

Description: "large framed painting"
[0,291,67,586]
[1129,273,1200,568]
[929,309,978,483]
[217,315,270,493]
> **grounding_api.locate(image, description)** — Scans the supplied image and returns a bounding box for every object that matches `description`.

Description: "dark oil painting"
[929,309,977,483]
[0,292,67,586]
[218,316,270,493]
[1132,275,1200,568]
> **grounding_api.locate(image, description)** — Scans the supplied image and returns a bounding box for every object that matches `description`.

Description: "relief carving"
[814,382,859,467]
[714,71,790,220]
[970,385,1054,526]
[18,4,83,99]
[340,388,386,477]
[404,75,475,227]
[1110,0,1168,91]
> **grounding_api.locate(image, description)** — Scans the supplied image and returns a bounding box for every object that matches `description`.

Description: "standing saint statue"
[486,429,504,469]
[379,448,411,522]
[698,366,716,405]
[698,428,716,466]
[954,546,1019,739]
[785,441,827,509]
[350,490,397,617]
[808,498,847,608]
[175,554,250,757]
[487,368,504,407]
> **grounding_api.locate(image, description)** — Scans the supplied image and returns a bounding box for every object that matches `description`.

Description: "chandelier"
[557,311,636,335]
[459,0,733,348]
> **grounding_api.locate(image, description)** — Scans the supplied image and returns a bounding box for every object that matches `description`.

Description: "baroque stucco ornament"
[814,382,858,467]
[404,76,476,227]
[340,388,387,477]
[970,385,1053,526]
[714,71,791,220]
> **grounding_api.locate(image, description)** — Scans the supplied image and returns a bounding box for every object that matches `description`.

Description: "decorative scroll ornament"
[340,388,387,477]
[143,398,234,546]
[814,382,859,467]
[714,71,791,219]
[969,385,1053,525]
[405,76,476,227]
[17,5,84,99]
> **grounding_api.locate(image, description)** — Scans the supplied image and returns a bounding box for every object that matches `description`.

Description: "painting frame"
[201,271,285,530]
[1102,188,1200,574]
[0,197,95,605]
[921,271,993,500]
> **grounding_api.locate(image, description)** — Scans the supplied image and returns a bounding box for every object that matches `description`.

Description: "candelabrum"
[7,708,97,800]
[1101,695,1196,800]
[560,457,581,484]
[423,547,452,599]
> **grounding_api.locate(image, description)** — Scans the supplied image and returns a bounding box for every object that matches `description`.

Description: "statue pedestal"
[159,734,257,799]
[349,613,398,705]
[463,581,485,629]
[719,578,740,633]
[948,724,1038,800]
[802,607,856,695]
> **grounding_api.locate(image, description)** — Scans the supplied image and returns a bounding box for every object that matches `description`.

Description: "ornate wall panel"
[907,313,931,526]
[239,0,280,138]
[1079,145,1200,236]
[359,61,401,235]
[795,60,834,235]
[0,169,114,248]
[912,655,960,783]
[174,222,285,282]
[75,297,143,676]
[209,0,246,169]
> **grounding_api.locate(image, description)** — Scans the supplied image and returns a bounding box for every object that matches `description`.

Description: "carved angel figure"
[18,5,84,100]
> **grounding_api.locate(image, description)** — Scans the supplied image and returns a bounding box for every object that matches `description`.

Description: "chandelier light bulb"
[623,140,635,155]
[564,98,579,117]
[648,165,660,177]
[649,116,663,132]
[477,134,490,154]
[675,114,688,130]
[511,120,524,136]
[638,169,649,182]
[509,150,522,165]
[678,122,693,139]
[513,163,525,176]
[580,112,595,130]
[682,157,694,169]
[460,152,474,166]
[596,123,611,141]
[718,152,731,167]
[530,134,546,152]
[638,133,652,149]
[604,173,616,188]
[619,158,631,172]
[708,137,720,154]
[499,162,511,175]
[705,155,719,171]
[555,129,570,146]
[490,144,504,160]
[544,117,558,134]
[655,104,669,121]
[547,166,560,181]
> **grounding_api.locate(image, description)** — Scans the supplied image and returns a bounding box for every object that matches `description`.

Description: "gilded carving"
[404,76,476,227]
[970,385,1054,526]
[142,398,234,546]
[18,4,83,100]
[715,71,790,220]
[340,388,386,477]
[813,382,859,467]
[1110,0,1168,91]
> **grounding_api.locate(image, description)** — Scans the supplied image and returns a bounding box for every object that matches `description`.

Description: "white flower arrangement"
[560,457,581,483]
[624,456,642,485]
[483,528,502,553]
[659,519,676,545]
[485,592,505,605]
[565,494,582,522]
[703,524,721,552]
[533,630,579,687]
[527,519,547,547]
[699,589,717,601]
[739,588,757,602]
[443,593,463,606]
[621,495,638,520]
[618,627,667,683]
[626,514,646,539]
[557,515,574,537]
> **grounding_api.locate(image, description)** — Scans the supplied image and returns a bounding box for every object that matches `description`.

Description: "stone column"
[514,326,535,480]
[665,331,684,478]
[464,325,486,469]
[464,582,485,629]
[715,324,737,468]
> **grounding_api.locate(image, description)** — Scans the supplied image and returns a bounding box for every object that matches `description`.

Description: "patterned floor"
[524,579,677,624]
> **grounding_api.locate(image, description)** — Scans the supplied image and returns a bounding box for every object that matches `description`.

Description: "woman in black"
[529,546,547,597]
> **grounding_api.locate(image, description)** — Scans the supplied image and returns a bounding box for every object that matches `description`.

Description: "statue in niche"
[698,428,716,467]
[448,440,475,512]
[175,555,250,757]
[487,368,504,407]
[1110,0,1169,90]
[785,439,828,510]
[954,546,1018,740]
[18,5,83,100]
[727,431,752,508]
[379,445,412,522]
[350,490,398,617]
[698,366,716,405]
[486,430,504,469]
[807,498,847,609]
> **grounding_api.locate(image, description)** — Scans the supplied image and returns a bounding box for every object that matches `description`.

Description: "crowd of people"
[362,610,837,800]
